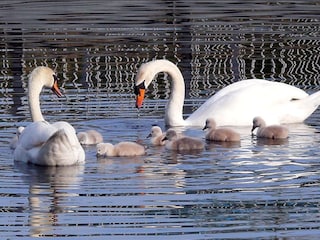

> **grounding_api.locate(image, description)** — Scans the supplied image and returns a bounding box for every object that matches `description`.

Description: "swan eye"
[134,81,145,95]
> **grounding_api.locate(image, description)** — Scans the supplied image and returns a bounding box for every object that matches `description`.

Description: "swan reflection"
[14,162,84,237]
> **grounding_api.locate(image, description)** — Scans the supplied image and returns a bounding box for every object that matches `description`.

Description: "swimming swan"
[96,142,145,157]
[13,66,85,166]
[203,118,240,142]
[147,126,166,146]
[162,129,204,151]
[77,129,103,145]
[134,59,320,127]
[252,116,289,139]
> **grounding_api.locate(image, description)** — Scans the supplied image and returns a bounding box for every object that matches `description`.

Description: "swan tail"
[286,90,320,123]
[306,90,320,107]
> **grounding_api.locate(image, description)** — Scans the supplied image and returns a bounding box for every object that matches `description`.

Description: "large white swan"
[135,59,320,127]
[13,66,85,166]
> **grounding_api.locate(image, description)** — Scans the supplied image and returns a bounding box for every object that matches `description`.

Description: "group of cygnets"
[88,116,288,158]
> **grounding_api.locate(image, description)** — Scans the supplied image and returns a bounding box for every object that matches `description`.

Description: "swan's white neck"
[28,75,45,122]
[149,60,186,126]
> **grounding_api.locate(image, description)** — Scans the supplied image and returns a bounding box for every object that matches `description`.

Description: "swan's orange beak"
[135,81,146,108]
[51,75,63,97]
[135,88,145,108]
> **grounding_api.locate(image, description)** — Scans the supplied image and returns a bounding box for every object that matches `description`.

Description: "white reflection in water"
[14,163,84,237]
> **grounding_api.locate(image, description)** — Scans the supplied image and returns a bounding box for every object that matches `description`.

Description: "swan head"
[147,125,163,138]
[203,118,217,131]
[134,62,153,108]
[134,60,169,108]
[96,143,113,157]
[29,66,63,97]
[252,116,265,132]
[162,129,177,142]
[134,81,146,108]
[77,132,88,145]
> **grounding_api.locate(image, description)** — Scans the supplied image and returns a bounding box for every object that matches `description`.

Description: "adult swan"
[13,67,85,166]
[135,59,320,127]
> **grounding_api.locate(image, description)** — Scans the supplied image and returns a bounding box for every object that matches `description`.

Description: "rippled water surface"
[1,0,320,239]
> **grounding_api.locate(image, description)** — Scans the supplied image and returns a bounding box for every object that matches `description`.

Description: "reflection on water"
[1,0,320,239]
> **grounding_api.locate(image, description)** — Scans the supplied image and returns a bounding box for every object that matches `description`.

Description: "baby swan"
[77,130,103,145]
[147,126,166,146]
[96,142,145,157]
[203,118,240,142]
[252,116,289,139]
[162,129,204,152]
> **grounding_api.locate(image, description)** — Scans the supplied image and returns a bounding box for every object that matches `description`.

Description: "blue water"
[1,1,320,239]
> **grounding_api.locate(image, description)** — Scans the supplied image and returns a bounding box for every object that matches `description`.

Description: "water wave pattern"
[1,1,320,238]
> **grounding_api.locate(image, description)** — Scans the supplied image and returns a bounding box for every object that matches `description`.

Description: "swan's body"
[203,118,240,142]
[147,126,166,146]
[77,130,103,145]
[135,59,320,127]
[13,66,85,166]
[163,129,204,151]
[96,142,145,157]
[252,116,289,139]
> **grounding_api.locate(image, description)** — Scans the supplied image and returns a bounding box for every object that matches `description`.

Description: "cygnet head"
[203,118,217,130]
[252,116,266,132]
[96,143,113,157]
[162,129,178,142]
[17,126,25,137]
[148,126,163,138]
[77,132,88,145]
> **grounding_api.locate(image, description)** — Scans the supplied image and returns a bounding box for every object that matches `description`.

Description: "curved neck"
[28,78,45,122]
[155,61,186,126]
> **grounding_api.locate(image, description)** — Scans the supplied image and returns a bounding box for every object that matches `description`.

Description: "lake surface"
[1,0,320,239]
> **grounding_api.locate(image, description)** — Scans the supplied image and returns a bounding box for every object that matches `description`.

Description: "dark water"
[1,1,320,239]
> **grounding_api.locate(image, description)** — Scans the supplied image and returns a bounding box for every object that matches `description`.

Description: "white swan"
[135,59,320,127]
[13,66,85,166]
[252,116,289,139]
[96,142,145,157]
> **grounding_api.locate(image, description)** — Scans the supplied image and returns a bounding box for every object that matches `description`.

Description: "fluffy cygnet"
[147,126,166,146]
[203,118,240,142]
[77,130,103,145]
[10,126,25,150]
[162,129,204,151]
[96,142,145,157]
[252,116,289,139]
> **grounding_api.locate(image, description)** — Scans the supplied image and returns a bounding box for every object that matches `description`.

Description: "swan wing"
[16,121,57,150]
[36,129,82,166]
